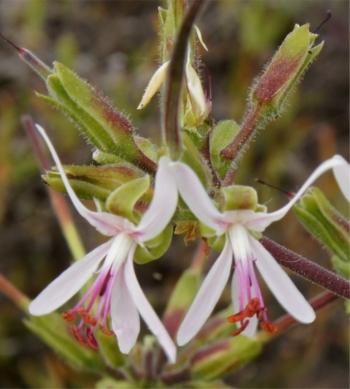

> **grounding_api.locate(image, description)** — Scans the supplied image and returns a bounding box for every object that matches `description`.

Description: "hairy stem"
[274,291,338,333]
[162,0,207,158]
[222,105,262,185]
[261,237,350,299]
[22,115,85,261]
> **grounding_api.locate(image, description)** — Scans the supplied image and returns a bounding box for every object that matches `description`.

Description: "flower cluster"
[30,124,349,363]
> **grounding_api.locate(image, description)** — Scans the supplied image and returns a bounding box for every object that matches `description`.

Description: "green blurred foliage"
[0,0,348,387]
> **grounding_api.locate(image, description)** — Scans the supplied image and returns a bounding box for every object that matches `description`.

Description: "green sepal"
[190,336,262,380]
[24,314,104,372]
[181,132,212,187]
[134,225,173,264]
[95,332,125,368]
[209,120,240,179]
[331,255,350,279]
[221,185,258,211]
[106,175,150,222]
[294,187,350,262]
[134,135,158,163]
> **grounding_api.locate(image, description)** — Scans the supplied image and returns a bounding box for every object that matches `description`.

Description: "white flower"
[166,155,349,345]
[29,125,178,363]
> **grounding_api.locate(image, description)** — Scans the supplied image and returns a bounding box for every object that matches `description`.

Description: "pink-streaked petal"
[135,156,178,242]
[176,238,233,346]
[250,237,315,324]
[333,155,350,201]
[246,155,349,232]
[111,264,140,354]
[230,270,258,338]
[137,61,169,110]
[29,240,113,315]
[35,124,132,236]
[124,247,176,363]
[171,161,228,233]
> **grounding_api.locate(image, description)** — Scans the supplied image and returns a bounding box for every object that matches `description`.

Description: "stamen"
[227,298,261,323]
[260,320,278,334]
[86,328,99,350]
[62,310,76,322]
[100,325,114,336]
[231,320,249,336]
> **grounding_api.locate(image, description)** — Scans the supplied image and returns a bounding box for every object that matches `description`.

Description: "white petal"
[111,264,140,354]
[171,160,228,233]
[231,270,258,338]
[185,63,207,117]
[194,25,208,51]
[246,155,349,232]
[332,155,350,201]
[176,238,233,346]
[29,240,112,315]
[135,156,178,242]
[250,237,315,324]
[137,61,170,109]
[124,247,176,363]
[35,124,132,236]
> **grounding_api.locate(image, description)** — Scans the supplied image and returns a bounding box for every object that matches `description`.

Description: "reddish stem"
[0,274,29,309]
[261,237,350,299]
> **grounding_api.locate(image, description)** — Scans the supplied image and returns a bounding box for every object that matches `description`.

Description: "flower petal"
[176,238,233,346]
[333,155,350,201]
[231,270,258,338]
[35,124,132,236]
[185,62,207,117]
[29,240,112,315]
[137,61,170,110]
[171,160,227,233]
[246,155,349,232]
[124,247,176,363]
[250,237,315,324]
[135,156,178,242]
[111,264,140,354]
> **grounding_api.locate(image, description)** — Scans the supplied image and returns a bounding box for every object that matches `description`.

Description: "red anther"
[82,313,97,326]
[245,298,261,316]
[62,311,76,322]
[100,325,114,336]
[227,311,247,323]
[86,328,98,350]
[71,326,85,345]
[260,320,278,334]
[231,320,249,336]
[77,307,87,315]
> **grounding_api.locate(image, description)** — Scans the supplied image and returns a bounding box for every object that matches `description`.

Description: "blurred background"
[0,0,348,387]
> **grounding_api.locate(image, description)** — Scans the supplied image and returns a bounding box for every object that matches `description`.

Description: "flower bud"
[251,24,323,114]
[190,336,261,380]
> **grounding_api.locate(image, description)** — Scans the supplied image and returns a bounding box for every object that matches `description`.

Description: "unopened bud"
[251,24,323,114]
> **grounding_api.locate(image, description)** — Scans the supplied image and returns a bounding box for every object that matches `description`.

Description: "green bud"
[294,187,350,263]
[44,164,142,201]
[163,267,202,336]
[251,24,323,115]
[209,120,240,180]
[221,185,258,211]
[191,336,262,380]
[106,175,150,222]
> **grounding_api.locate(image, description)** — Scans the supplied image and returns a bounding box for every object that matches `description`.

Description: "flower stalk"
[261,237,350,299]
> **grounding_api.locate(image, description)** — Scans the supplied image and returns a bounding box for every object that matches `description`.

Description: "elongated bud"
[294,187,350,263]
[0,33,52,79]
[252,24,323,112]
[190,336,261,380]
